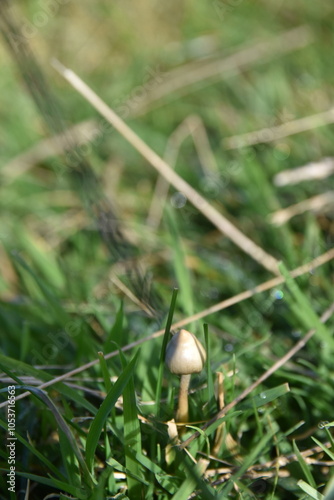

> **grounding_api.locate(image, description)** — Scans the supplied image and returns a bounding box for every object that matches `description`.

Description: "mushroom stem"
[176,374,191,423]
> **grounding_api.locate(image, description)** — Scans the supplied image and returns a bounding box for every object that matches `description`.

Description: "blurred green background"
[0,1,334,498]
[1,0,333,307]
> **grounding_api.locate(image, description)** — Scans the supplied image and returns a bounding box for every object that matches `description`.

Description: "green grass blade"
[11,252,68,324]
[85,350,140,470]
[119,349,144,499]
[25,386,95,487]
[165,207,195,319]
[0,354,97,415]
[155,474,180,495]
[98,351,112,392]
[322,421,334,428]
[58,427,82,488]
[107,456,127,473]
[324,474,334,500]
[218,430,275,497]
[298,479,324,500]
[0,470,88,499]
[0,362,25,386]
[16,225,65,289]
[155,287,178,418]
[171,451,216,500]
[204,323,215,414]
[311,437,334,461]
[169,472,198,500]
[204,411,243,438]
[293,440,317,488]
[279,262,334,350]
[237,383,290,410]
[103,300,124,351]
[92,466,116,500]
[151,288,178,468]
[111,449,172,495]
[1,383,93,490]
[325,427,334,448]
[133,451,165,475]
[19,320,30,361]
[0,416,66,480]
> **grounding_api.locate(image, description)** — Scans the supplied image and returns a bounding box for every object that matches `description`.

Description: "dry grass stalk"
[197,439,333,484]
[2,120,98,184]
[110,274,156,318]
[136,26,313,112]
[224,107,334,149]
[270,191,334,226]
[147,114,218,228]
[52,60,280,275]
[274,157,334,186]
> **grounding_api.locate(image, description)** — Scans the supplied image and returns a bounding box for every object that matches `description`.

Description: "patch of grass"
[0,1,334,499]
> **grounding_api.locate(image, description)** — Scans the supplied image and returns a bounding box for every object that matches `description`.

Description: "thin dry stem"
[270,191,334,226]
[203,439,333,482]
[147,114,218,228]
[224,108,334,149]
[1,248,333,409]
[110,275,155,317]
[274,157,334,186]
[135,26,312,112]
[147,117,192,228]
[52,60,280,275]
[2,120,97,184]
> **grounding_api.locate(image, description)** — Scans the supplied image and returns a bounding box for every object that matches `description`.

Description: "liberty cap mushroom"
[165,329,206,424]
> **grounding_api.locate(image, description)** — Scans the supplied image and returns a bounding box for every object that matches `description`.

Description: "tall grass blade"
[324,474,334,500]
[85,350,139,470]
[311,437,334,461]
[103,300,124,351]
[5,471,88,499]
[165,207,195,319]
[155,287,178,418]
[23,386,94,487]
[98,352,113,393]
[204,323,215,413]
[0,355,97,414]
[298,480,324,500]
[293,440,317,488]
[279,262,334,350]
[218,430,275,497]
[171,450,216,500]
[119,350,144,499]
[237,383,290,410]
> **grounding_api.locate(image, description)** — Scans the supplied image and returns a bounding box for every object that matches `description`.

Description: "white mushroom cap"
[165,329,206,375]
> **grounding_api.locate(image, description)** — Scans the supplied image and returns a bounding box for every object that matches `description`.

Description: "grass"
[0,0,334,498]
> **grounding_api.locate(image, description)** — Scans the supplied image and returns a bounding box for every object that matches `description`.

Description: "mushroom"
[165,329,206,424]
